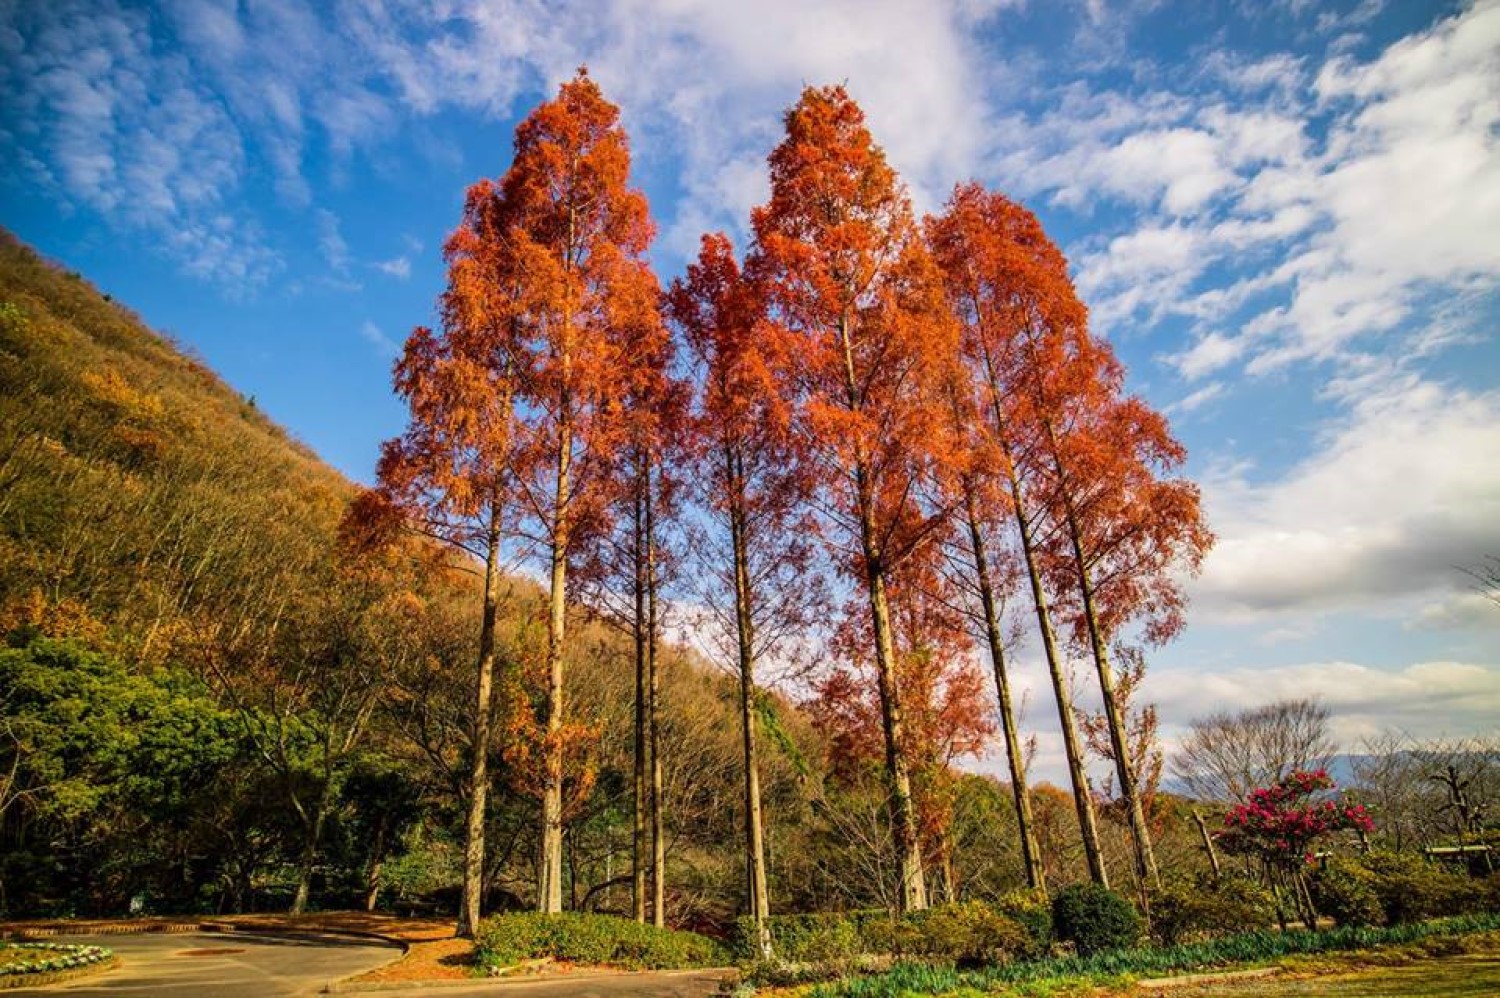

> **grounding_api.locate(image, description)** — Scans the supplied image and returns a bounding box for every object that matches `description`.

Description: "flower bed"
[0,941,114,978]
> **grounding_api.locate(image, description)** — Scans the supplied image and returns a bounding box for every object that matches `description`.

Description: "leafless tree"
[1170,698,1336,803]
[1352,733,1498,858]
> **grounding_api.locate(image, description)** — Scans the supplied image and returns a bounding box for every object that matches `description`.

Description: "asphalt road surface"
[9,931,399,996]
[9,933,734,997]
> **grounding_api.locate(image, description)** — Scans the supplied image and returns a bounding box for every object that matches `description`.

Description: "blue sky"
[2,0,1497,780]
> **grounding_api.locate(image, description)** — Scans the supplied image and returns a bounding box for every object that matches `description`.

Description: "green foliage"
[991,888,1054,958]
[0,637,254,914]
[809,911,1500,997]
[733,910,870,964]
[1310,852,1486,928]
[1312,856,1385,927]
[738,902,1038,985]
[1148,875,1275,944]
[473,912,729,970]
[1051,883,1142,955]
[887,902,1031,967]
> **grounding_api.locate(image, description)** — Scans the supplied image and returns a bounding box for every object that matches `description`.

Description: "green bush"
[733,911,874,963]
[1363,851,1479,924]
[1149,875,1275,944]
[992,889,1054,958]
[1312,857,1383,927]
[738,903,1033,972]
[473,912,729,970]
[1051,883,1141,956]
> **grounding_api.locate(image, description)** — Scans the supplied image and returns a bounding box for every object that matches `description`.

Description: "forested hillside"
[0,229,1065,924]
[0,230,794,920]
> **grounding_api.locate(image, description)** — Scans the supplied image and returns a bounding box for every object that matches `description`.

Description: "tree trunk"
[647,469,665,928]
[838,311,926,914]
[458,519,503,936]
[539,424,571,914]
[632,465,649,924]
[962,485,1046,891]
[365,812,389,912]
[1005,460,1108,887]
[1058,488,1161,889]
[1193,808,1222,879]
[729,450,772,958]
[291,787,332,916]
[866,561,928,912]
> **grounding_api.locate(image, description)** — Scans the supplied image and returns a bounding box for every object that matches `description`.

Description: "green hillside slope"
[0,229,350,659]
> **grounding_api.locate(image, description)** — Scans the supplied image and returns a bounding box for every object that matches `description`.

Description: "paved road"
[9,933,735,997]
[9,932,399,996]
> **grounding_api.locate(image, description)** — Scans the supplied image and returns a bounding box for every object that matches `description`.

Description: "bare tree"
[1461,555,1500,609]
[1170,698,1335,803]
[1352,733,1498,860]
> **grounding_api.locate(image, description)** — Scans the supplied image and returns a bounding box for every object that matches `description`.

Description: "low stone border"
[1136,966,1281,990]
[322,966,741,994]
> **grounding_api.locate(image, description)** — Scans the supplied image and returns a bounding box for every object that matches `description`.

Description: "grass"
[808,912,1500,997]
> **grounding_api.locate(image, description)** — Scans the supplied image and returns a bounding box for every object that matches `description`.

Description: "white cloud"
[373,256,411,280]
[1192,373,1500,621]
[0,0,278,291]
[1148,659,1500,745]
[359,319,400,359]
[1412,592,1500,632]
[1163,381,1225,415]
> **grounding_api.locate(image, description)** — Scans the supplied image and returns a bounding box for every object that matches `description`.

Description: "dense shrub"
[473,912,728,970]
[808,912,1500,998]
[738,903,1035,972]
[1149,875,1275,944]
[1363,851,1480,924]
[1052,884,1141,956]
[1312,857,1384,927]
[864,903,1031,967]
[732,911,876,963]
[991,889,1054,958]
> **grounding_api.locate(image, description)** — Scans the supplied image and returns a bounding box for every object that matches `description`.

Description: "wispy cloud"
[359,319,400,360]
[0,0,279,292]
[373,256,411,280]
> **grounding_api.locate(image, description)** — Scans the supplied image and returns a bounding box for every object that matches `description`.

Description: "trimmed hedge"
[1312,851,1487,927]
[734,900,1051,966]
[472,912,729,971]
[1149,875,1275,944]
[1052,883,1141,956]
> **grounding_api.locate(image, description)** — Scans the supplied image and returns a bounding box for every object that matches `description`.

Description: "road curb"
[3,921,410,952]
[1137,965,1281,989]
[323,966,741,995]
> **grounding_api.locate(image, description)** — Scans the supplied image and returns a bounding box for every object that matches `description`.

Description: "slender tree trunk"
[961,485,1045,891]
[540,422,571,914]
[1004,460,1108,887]
[729,450,772,958]
[291,786,333,915]
[1193,808,1222,879]
[1056,474,1161,889]
[938,826,957,903]
[866,560,928,912]
[838,312,926,913]
[632,465,649,923]
[365,812,388,912]
[458,517,503,935]
[646,468,665,927]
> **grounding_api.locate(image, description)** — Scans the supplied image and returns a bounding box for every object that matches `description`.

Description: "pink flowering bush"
[1218,769,1375,930]
[1219,770,1373,867]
